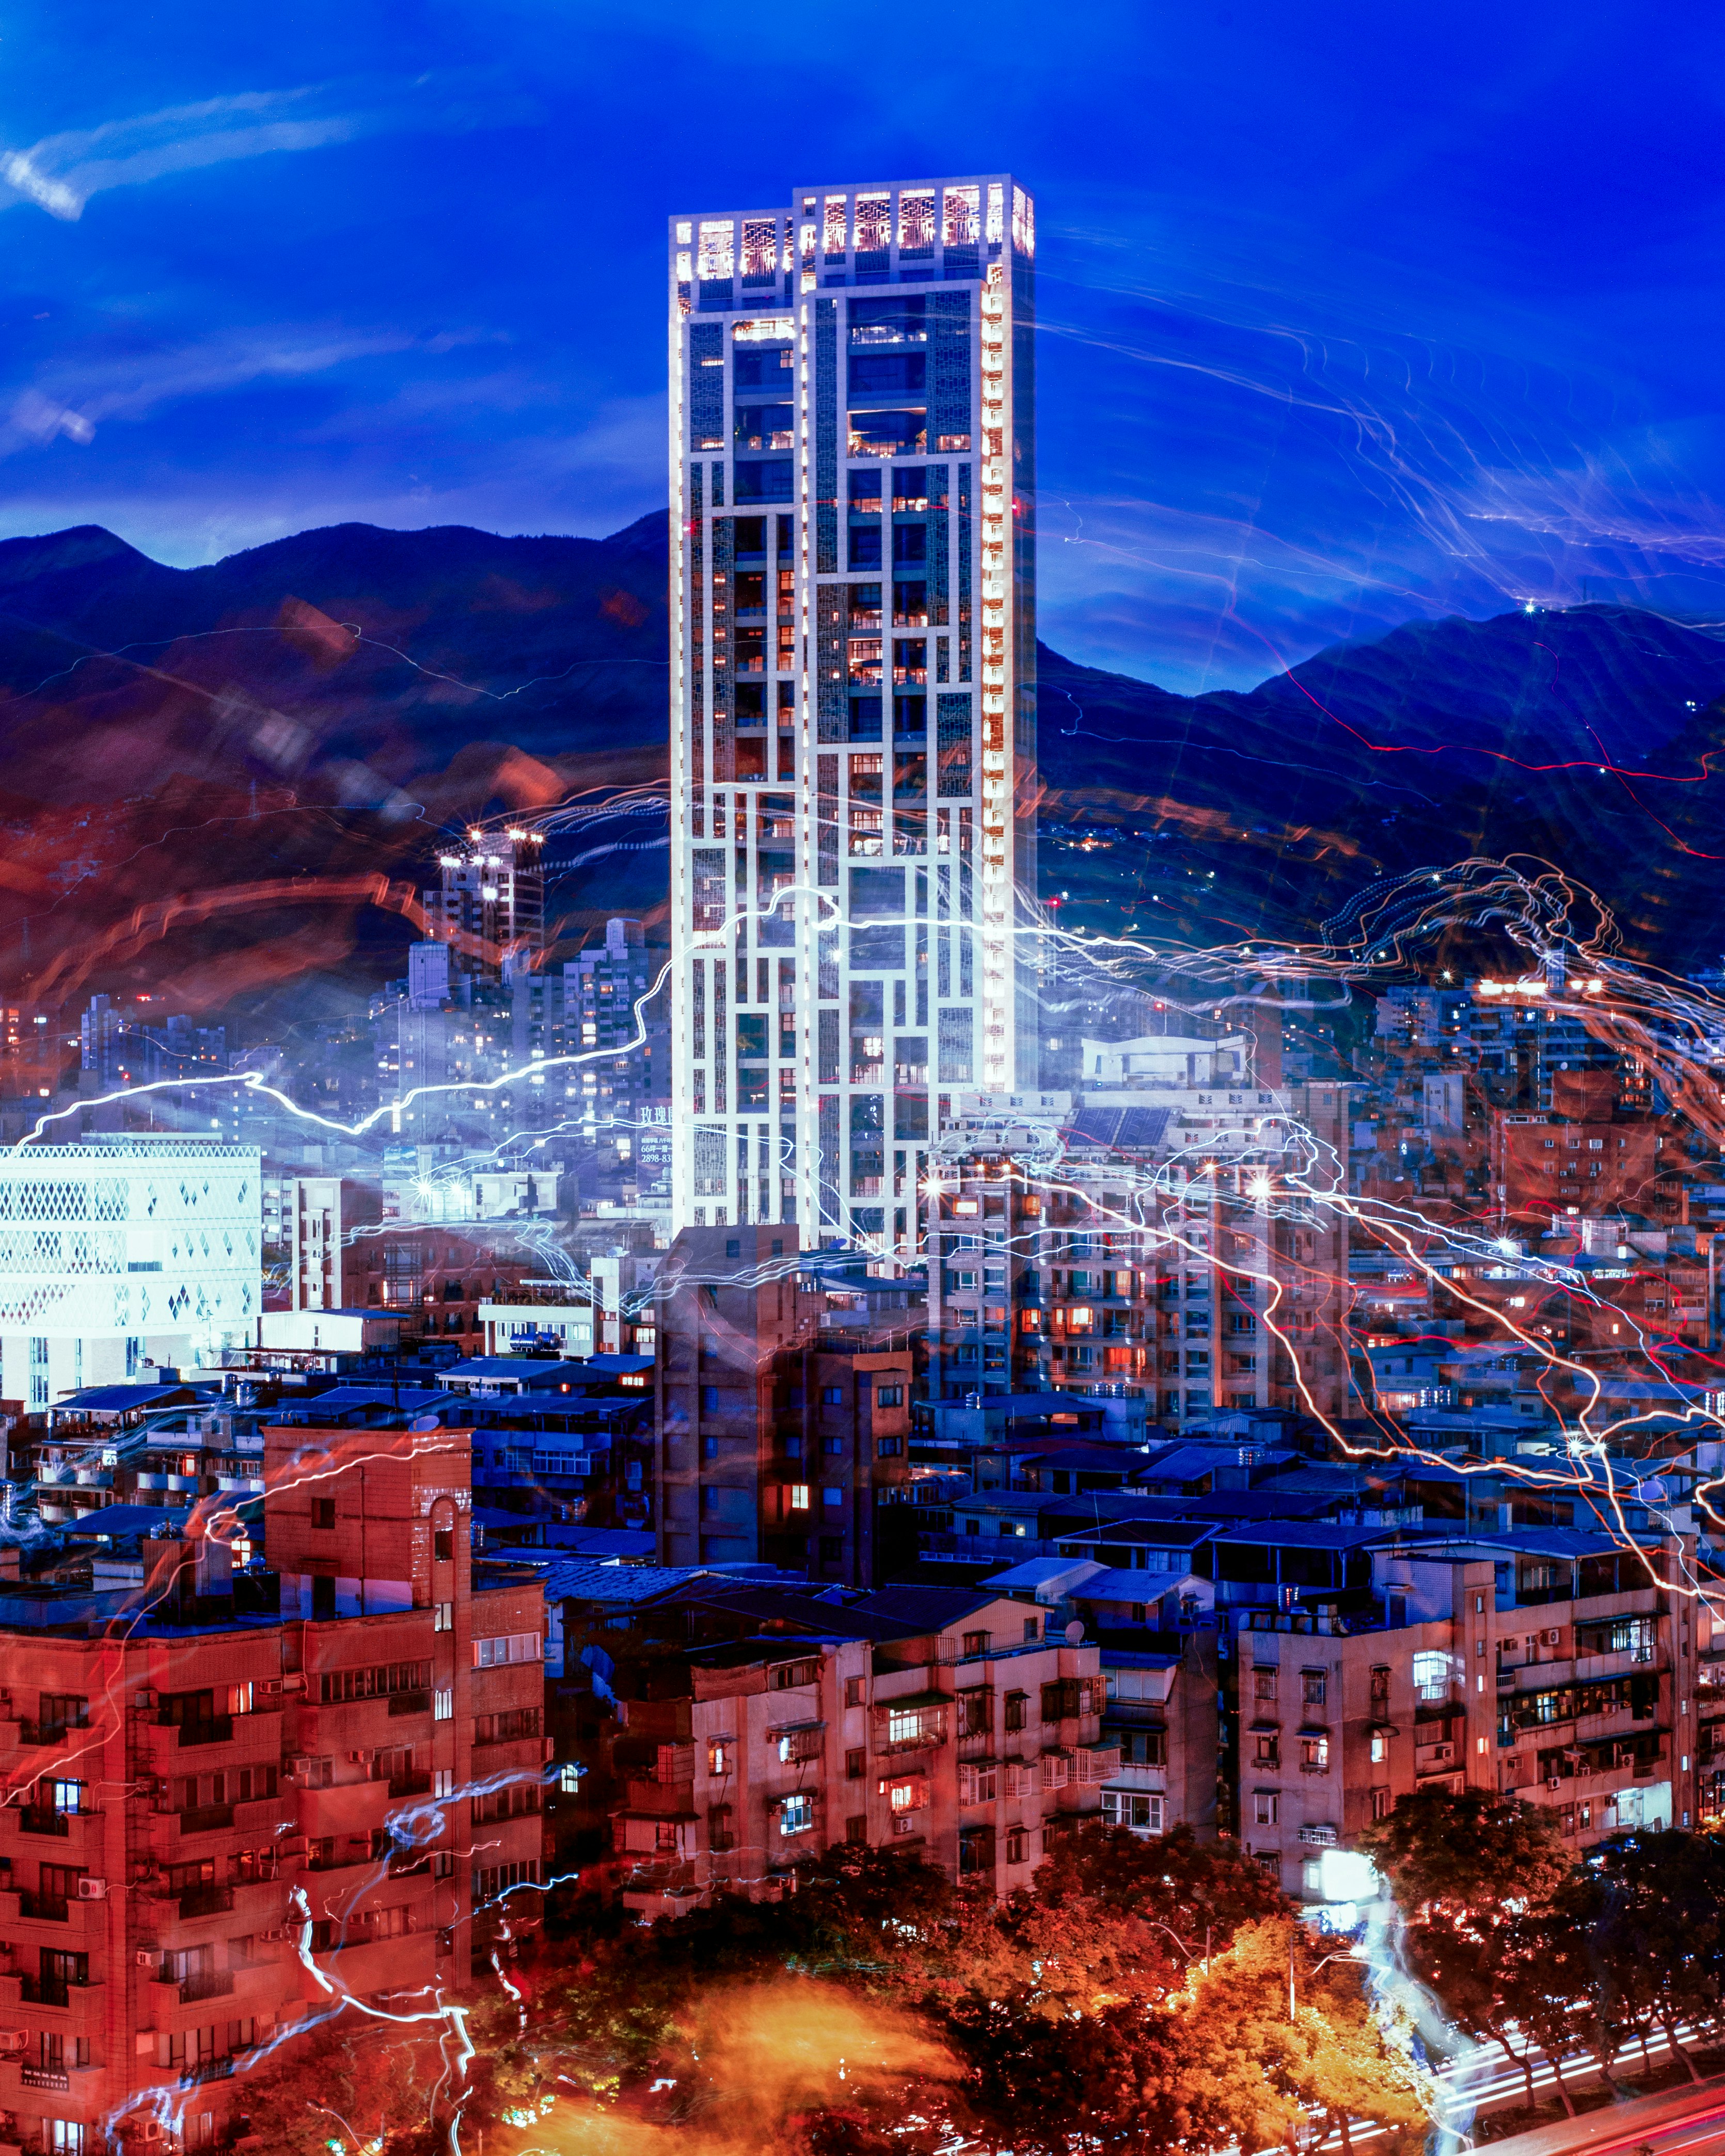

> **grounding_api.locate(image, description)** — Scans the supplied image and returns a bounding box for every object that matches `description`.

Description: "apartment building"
[0,1139,262,1407]
[654,1225,912,1582]
[287,1176,384,1312]
[921,1081,1352,1426]
[1221,1527,1696,1909]
[0,1423,545,2153]
[421,830,545,980]
[668,173,1038,1251]
[1098,1633,1221,1841]
[609,1585,1110,1919]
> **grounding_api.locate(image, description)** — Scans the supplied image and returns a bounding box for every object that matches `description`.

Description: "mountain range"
[2,514,1723,1025]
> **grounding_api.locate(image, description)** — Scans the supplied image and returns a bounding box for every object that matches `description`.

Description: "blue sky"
[2,0,1721,692]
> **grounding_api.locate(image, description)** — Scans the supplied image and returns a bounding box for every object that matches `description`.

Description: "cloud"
[0,324,499,461]
[0,72,539,222]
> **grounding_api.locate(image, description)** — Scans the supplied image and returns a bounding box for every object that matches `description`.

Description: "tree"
[239,2011,448,2156]
[1572,1830,1725,2082]
[1357,1786,1572,1917]
[1359,1787,1578,2110]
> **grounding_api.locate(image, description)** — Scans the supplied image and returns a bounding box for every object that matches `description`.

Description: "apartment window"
[958,1689,992,1738]
[1253,1734,1279,1768]
[846,1748,866,1780]
[1253,1668,1277,1701]
[1252,1790,1279,1826]
[1004,1826,1031,1865]
[1300,1734,1330,1772]
[433,1602,453,1632]
[1301,1669,1327,1707]
[962,1630,989,1657]
[887,1706,935,1749]
[433,1529,454,1562]
[433,1689,453,1721]
[1369,1665,1390,1706]
[770,1658,819,1690]
[821,1386,843,1405]
[779,1794,815,1837]
[877,1384,903,1407]
[1004,1691,1028,1732]
[709,1804,736,1852]
[708,1739,733,1777]
[1412,1651,1449,1703]
[1370,1787,1392,1821]
[1101,1792,1164,1833]
[433,1770,453,1800]
[1370,1731,1389,1764]
[312,1498,336,1530]
[844,1676,865,1708]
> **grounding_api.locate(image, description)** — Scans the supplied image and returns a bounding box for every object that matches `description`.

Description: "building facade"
[0,1424,546,2153]
[668,174,1038,1256]
[0,1140,262,1406]
[610,1588,1109,1920]
[653,1226,912,1581]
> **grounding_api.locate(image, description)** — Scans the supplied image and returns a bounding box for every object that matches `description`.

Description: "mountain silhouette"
[1,515,1721,1028]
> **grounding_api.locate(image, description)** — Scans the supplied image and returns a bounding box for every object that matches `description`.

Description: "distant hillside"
[1035,608,1725,969]
[2,514,1722,1020]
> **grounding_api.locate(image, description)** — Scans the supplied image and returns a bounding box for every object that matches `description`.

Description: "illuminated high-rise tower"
[668,175,1037,1257]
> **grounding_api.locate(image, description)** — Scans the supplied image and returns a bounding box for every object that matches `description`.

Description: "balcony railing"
[177,1883,234,1920]
[17,1808,70,1838]
[20,1976,83,2006]
[180,2055,236,2086]
[387,1771,433,1799]
[387,1690,432,1718]
[17,1723,81,1750]
[156,1969,234,2004]
[164,1716,234,1748]
[176,1804,234,1834]
[18,2068,68,2092]
[17,1893,68,1922]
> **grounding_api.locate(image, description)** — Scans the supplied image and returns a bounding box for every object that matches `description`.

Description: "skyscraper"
[668,175,1037,1259]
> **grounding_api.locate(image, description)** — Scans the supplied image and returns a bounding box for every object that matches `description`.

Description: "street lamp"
[1144,1921,1212,1974]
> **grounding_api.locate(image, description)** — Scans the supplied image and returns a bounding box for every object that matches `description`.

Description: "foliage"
[238,2012,448,2156]
[237,1826,1437,2155]
[1357,1785,1572,1917]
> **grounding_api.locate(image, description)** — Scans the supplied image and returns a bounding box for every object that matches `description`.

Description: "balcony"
[175,1804,234,1835]
[17,1809,69,1839]
[387,1690,432,1718]
[18,2069,68,2093]
[176,1883,234,1920]
[155,1968,234,2005]
[16,1723,82,1750]
[17,1893,68,1922]
[20,1977,90,2007]
[387,1771,433,1800]
[163,1715,234,1748]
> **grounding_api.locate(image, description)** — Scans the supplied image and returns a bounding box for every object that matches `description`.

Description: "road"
[1457,2073,1725,2156]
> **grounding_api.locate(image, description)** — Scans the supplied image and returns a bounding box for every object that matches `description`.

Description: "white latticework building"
[0,1138,262,1403]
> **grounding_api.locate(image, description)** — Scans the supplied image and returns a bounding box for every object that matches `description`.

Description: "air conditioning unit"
[141,2122,167,2144]
[0,2031,26,2052]
[1547,1775,1563,1789]
[1544,1629,1561,1647]
[134,1688,159,1709]
[76,1877,106,1900]
[134,1951,158,1969]
[260,1927,288,1943]
[347,1749,375,1765]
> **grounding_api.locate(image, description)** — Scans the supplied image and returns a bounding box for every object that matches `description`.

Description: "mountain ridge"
[1,517,1722,1008]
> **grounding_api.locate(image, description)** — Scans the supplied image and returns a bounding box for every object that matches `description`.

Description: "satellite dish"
[409,1414,442,1433]
[1064,1620,1085,1646]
